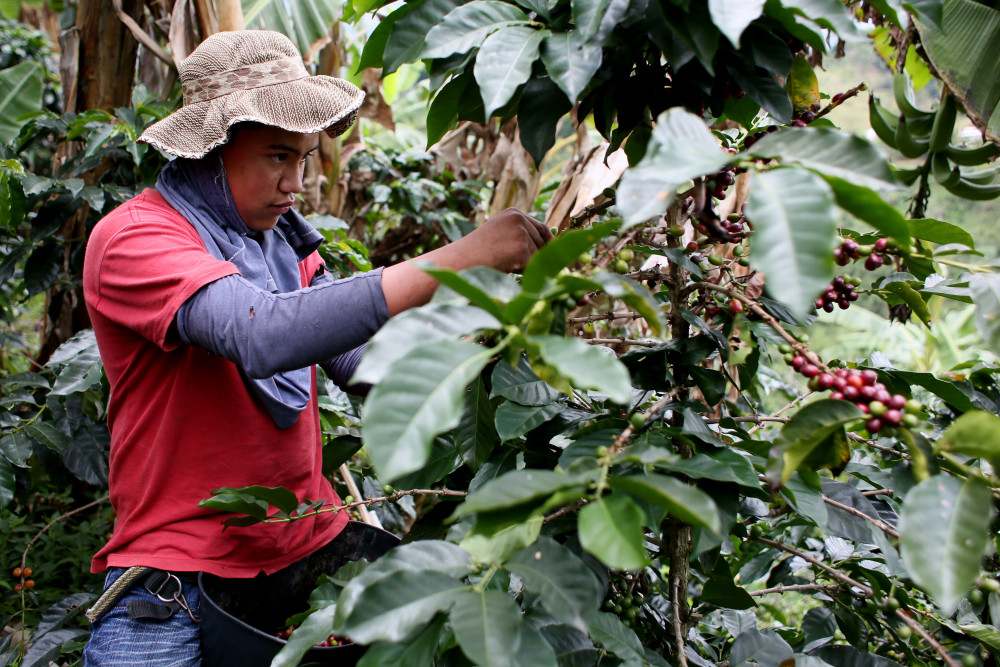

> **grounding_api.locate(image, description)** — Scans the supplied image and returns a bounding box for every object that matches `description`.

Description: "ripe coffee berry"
[24,579,34,589]
[12,567,22,577]
[883,409,903,426]
[864,253,884,271]
[729,299,743,314]
[22,567,31,577]
[834,239,861,266]
[815,274,860,314]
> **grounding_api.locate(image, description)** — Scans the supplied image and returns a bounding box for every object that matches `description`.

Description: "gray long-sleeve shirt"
[175,268,388,392]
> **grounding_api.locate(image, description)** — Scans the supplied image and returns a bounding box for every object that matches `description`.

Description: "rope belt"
[86,566,201,624]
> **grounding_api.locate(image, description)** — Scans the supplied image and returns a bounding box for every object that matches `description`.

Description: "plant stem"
[749,583,841,597]
[753,536,874,596]
[822,495,899,538]
[895,608,961,667]
[568,310,643,324]
[671,571,689,667]
[582,337,660,347]
[749,393,809,435]
[474,563,500,593]
[260,488,467,523]
[339,463,375,526]
[21,494,110,571]
[704,415,789,425]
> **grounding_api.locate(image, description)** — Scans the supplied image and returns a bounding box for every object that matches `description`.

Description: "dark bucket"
[198,521,400,667]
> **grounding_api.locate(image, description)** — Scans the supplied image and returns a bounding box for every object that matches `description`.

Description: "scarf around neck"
[156,153,325,429]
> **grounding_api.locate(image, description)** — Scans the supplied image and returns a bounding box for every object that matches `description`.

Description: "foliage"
[340,146,488,267]
[7,1,1000,667]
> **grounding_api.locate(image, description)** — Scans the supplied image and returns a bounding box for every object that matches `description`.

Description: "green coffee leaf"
[521,221,619,293]
[491,356,562,405]
[608,473,721,532]
[529,335,632,403]
[461,515,542,564]
[540,31,602,102]
[767,399,862,485]
[451,589,527,667]
[454,468,597,517]
[420,1,529,60]
[364,340,492,482]
[507,536,603,631]
[353,304,500,385]
[750,127,899,191]
[334,570,466,643]
[934,410,1000,469]
[709,0,764,47]
[578,493,650,570]
[899,475,994,614]
[474,26,547,118]
[744,168,838,320]
[617,108,732,226]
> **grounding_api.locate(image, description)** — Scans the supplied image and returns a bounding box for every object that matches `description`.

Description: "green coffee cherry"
[619,248,635,262]
[615,259,630,274]
[630,412,646,429]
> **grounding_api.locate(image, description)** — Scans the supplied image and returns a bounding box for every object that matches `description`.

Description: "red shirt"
[83,189,348,576]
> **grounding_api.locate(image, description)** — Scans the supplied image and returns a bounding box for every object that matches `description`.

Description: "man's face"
[220,125,319,232]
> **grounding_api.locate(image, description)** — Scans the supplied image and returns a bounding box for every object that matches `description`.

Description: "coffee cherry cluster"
[706,168,736,200]
[11,566,34,592]
[717,214,748,242]
[833,238,862,265]
[791,110,818,128]
[743,124,779,149]
[785,356,923,433]
[602,590,643,629]
[834,237,892,271]
[276,625,348,647]
[815,275,861,313]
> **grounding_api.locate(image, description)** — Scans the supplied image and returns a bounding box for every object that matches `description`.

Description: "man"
[81,29,550,665]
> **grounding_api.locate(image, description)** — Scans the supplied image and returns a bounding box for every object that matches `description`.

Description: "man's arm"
[176,270,388,379]
[381,208,552,315]
[176,208,552,375]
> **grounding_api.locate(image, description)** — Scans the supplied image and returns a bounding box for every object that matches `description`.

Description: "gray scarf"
[157,153,324,429]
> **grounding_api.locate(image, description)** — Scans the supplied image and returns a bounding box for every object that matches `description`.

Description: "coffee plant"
[7,1,1000,666]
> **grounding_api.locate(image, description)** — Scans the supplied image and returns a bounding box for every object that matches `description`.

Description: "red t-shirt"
[83,189,349,576]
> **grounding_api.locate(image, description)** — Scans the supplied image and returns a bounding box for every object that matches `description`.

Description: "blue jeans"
[83,567,202,667]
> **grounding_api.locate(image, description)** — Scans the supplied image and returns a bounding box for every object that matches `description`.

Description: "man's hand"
[448,208,553,273]
[381,208,552,315]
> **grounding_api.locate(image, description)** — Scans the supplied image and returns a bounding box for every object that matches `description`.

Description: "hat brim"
[139,75,364,159]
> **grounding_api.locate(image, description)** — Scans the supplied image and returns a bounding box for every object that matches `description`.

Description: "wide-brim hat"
[139,30,364,159]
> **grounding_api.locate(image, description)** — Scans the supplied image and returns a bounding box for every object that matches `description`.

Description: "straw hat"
[140,30,364,159]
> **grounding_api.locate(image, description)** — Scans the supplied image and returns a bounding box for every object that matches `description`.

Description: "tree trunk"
[35,0,144,365]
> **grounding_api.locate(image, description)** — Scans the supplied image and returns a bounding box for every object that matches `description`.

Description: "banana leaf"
[915,0,1000,144]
